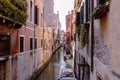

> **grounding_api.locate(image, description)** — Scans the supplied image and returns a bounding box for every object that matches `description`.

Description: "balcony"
[0,0,27,28]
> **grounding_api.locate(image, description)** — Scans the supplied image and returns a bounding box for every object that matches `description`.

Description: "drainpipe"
[34,0,36,71]
[91,0,94,72]
[43,7,44,55]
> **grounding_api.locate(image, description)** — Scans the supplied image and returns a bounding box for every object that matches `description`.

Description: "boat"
[57,68,76,80]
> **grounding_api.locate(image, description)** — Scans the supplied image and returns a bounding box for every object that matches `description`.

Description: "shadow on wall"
[100,0,111,35]
[100,11,109,35]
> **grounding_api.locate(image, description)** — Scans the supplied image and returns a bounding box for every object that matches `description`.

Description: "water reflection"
[36,48,66,80]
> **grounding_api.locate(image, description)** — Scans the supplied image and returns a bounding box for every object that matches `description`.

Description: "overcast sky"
[54,0,74,31]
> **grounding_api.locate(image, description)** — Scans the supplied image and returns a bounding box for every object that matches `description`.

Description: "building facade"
[66,12,72,54]
[66,12,72,44]
[60,30,65,45]
[74,0,120,80]
[0,0,28,80]
[0,0,54,80]
[53,12,61,51]
[44,0,55,54]
[71,10,76,41]
[15,0,44,80]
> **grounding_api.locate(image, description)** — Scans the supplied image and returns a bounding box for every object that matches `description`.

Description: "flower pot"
[94,5,109,19]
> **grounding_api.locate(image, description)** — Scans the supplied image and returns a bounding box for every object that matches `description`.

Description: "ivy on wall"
[0,0,27,24]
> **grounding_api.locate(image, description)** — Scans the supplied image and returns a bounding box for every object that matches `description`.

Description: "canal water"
[36,47,72,80]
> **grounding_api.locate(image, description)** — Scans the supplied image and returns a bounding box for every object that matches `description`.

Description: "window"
[20,36,24,52]
[41,39,45,48]
[30,38,33,50]
[34,5,38,25]
[30,1,33,22]
[97,0,105,5]
[41,13,43,27]
[85,0,90,22]
[34,38,37,49]
[0,34,10,56]
[76,12,80,27]
[44,40,46,49]
[80,3,84,24]
[41,39,43,47]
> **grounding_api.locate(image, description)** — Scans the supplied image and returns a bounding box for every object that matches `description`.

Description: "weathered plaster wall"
[92,0,120,80]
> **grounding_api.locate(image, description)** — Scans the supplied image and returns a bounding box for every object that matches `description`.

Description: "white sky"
[54,0,74,32]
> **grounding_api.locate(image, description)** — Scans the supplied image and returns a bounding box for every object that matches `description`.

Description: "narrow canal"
[36,47,73,80]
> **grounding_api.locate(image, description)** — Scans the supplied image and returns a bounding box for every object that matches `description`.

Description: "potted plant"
[94,5,109,19]
[90,4,110,19]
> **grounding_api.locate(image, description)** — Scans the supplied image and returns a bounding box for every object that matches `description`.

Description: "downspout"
[34,0,36,70]
[43,7,44,55]
[91,0,94,72]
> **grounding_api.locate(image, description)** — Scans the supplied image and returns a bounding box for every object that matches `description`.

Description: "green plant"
[0,0,27,24]
[90,4,109,20]
[81,24,89,48]
[10,0,27,12]
[76,24,81,40]
[76,23,89,48]
[90,5,102,20]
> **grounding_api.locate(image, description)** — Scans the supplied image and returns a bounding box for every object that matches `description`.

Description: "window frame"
[19,35,25,53]
[30,37,33,50]
[30,1,33,22]
[0,34,10,56]
[97,0,106,5]
[34,5,38,25]
[34,38,37,49]
[85,0,90,22]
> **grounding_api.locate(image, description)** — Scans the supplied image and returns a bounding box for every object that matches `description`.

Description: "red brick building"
[66,12,72,45]
[0,0,44,80]
[65,12,72,54]
[0,0,56,79]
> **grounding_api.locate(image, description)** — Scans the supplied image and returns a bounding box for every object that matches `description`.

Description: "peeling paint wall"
[94,27,111,68]
[92,0,120,80]
[15,49,42,80]
[74,0,120,80]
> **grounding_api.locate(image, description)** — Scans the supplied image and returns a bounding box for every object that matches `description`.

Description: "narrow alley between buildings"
[35,47,75,80]
[0,0,120,80]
